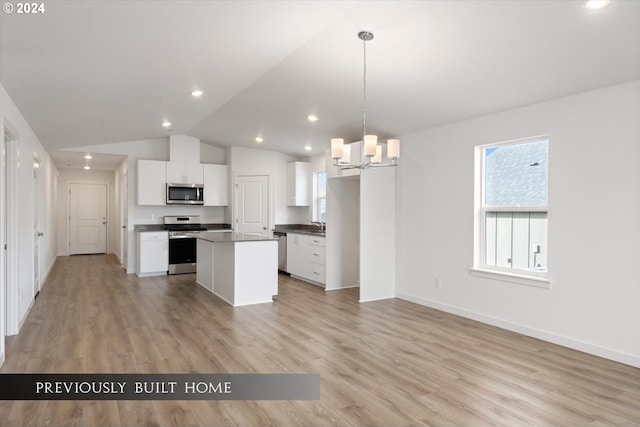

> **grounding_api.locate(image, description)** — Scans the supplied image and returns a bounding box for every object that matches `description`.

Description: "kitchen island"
[195,231,278,306]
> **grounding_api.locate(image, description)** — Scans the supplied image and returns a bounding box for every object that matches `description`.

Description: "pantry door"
[235,175,270,237]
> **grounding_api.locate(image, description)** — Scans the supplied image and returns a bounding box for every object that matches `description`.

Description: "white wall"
[396,80,640,367]
[309,154,325,175]
[0,84,58,343]
[325,176,359,291]
[360,166,396,302]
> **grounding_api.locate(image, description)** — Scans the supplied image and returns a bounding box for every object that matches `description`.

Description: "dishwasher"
[273,231,287,273]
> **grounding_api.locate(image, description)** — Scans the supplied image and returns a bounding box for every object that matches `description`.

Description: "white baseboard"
[396,292,640,369]
[40,256,58,289]
[18,298,34,331]
[325,285,358,291]
[359,295,395,303]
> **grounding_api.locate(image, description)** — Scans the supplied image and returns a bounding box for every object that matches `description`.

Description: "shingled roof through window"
[485,140,548,207]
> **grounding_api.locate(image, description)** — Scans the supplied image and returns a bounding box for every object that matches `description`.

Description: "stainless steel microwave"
[166,183,204,205]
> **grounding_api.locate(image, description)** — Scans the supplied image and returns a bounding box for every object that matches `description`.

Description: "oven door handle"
[169,235,197,239]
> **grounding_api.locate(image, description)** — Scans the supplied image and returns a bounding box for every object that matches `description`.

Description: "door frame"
[33,155,41,297]
[119,173,128,269]
[232,174,272,234]
[66,181,109,255]
[2,123,20,340]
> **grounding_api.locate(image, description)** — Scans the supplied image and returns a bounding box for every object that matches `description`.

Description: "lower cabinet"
[286,233,326,286]
[137,231,168,277]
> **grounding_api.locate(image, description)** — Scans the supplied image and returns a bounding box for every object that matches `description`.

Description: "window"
[314,171,327,222]
[475,137,548,282]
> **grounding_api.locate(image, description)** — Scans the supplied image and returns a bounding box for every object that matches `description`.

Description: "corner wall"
[396,80,640,367]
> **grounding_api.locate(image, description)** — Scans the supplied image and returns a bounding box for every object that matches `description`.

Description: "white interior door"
[235,175,270,237]
[69,183,107,255]
[120,173,128,269]
[33,158,41,295]
[4,127,19,336]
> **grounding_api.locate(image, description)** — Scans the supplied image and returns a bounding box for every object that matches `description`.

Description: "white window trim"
[469,267,551,289]
[473,135,550,285]
[312,171,326,222]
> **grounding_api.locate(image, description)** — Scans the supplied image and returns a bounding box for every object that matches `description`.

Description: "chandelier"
[331,31,400,173]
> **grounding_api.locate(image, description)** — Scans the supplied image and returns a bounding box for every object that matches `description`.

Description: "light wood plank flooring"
[1,254,639,426]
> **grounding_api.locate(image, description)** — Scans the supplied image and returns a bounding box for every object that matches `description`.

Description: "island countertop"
[194,231,278,243]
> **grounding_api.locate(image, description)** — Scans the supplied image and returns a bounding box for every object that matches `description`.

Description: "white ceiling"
[1,1,639,169]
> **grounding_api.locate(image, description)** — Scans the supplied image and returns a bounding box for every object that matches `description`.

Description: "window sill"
[469,268,551,289]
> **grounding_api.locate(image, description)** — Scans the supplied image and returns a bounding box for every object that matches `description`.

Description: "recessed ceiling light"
[307,115,318,122]
[84,165,91,170]
[304,145,312,151]
[162,120,171,127]
[191,90,204,97]
[255,137,264,143]
[584,0,610,9]
[84,154,92,160]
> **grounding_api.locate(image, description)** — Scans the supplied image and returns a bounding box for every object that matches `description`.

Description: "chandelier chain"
[362,35,367,144]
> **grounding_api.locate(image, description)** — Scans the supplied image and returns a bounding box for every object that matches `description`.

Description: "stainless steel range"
[164,216,206,275]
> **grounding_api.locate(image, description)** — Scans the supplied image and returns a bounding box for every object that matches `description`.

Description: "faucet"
[311,221,325,232]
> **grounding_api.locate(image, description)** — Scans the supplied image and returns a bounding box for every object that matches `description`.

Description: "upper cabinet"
[203,164,228,206]
[166,162,204,184]
[286,161,310,206]
[138,160,227,206]
[137,160,166,206]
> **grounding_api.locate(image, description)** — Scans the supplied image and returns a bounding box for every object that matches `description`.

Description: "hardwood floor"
[1,254,639,426]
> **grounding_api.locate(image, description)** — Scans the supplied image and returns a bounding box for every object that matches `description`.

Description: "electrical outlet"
[434,278,441,288]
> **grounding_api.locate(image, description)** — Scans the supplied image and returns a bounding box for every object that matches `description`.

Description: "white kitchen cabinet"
[287,233,309,278]
[203,164,228,206]
[287,233,326,286]
[308,236,326,285]
[286,162,310,206]
[136,231,168,277]
[137,159,167,205]
[166,162,204,184]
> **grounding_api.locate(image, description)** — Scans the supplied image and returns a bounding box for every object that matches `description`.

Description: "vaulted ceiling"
[1,1,639,167]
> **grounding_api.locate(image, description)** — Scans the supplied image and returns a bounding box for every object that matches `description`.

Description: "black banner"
[0,373,320,400]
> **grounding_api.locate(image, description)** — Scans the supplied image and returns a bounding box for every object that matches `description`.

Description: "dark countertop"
[194,231,278,243]
[134,223,232,232]
[273,224,325,237]
[134,224,165,232]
